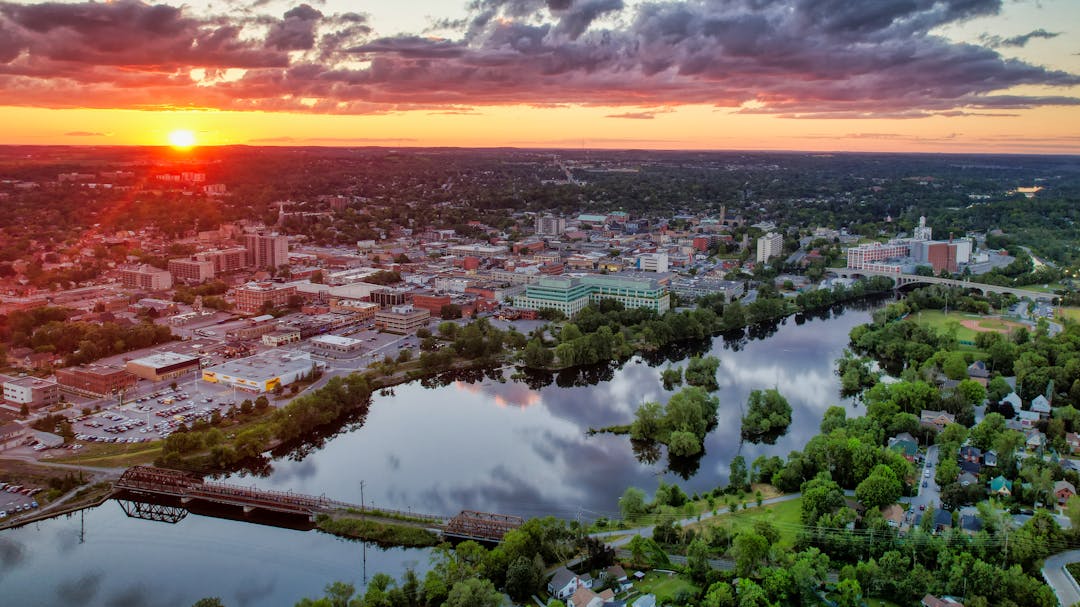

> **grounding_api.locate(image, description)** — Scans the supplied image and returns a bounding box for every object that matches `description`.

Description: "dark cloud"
[265,4,322,51]
[981,28,1060,48]
[56,572,103,604]
[0,0,1074,117]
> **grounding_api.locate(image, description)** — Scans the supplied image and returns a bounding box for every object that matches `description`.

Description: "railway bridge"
[113,466,521,542]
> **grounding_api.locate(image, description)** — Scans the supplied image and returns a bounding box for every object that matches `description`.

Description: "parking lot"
[69,381,244,444]
[0,482,41,520]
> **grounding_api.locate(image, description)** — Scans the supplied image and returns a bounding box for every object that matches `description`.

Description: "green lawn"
[632,571,699,604]
[911,309,979,343]
[1058,307,1080,323]
[688,497,804,549]
[866,598,902,607]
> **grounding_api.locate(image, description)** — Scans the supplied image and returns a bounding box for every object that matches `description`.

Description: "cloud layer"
[0,0,1076,117]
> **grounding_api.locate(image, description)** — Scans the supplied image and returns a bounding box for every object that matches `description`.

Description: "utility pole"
[360,480,366,516]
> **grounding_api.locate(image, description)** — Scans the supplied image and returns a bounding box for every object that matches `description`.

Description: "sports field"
[912,310,1026,343]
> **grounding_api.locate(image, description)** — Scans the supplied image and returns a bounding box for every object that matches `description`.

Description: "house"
[1026,431,1045,451]
[1055,480,1076,505]
[958,472,979,487]
[990,476,1013,497]
[959,514,984,534]
[1016,409,1041,427]
[1031,395,1052,418]
[569,585,603,607]
[959,446,982,463]
[960,460,982,476]
[921,410,956,432]
[967,361,989,385]
[0,422,27,451]
[923,595,965,607]
[1067,433,1080,454]
[933,508,953,533]
[604,565,630,591]
[549,568,580,600]
[1002,392,1023,412]
[983,450,998,467]
[888,434,919,461]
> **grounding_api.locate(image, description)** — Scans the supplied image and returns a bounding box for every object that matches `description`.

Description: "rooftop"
[128,352,201,368]
[206,352,314,382]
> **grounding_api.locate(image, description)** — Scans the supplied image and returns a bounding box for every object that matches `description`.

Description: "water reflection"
[230,302,879,520]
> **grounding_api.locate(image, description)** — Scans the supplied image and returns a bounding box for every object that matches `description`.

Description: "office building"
[262,329,302,347]
[756,233,784,264]
[120,265,173,291]
[845,241,910,271]
[125,353,202,382]
[311,335,365,354]
[514,274,670,317]
[374,304,431,334]
[245,232,289,270]
[636,252,669,273]
[168,259,215,283]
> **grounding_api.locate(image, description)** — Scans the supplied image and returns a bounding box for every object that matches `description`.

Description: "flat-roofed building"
[121,265,173,291]
[515,274,670,317]
[311,334,364,354]
[234,282,297,314]
[195,247,249,273]
[55,365,137,398]
[245,232,289,270]
[125,352,202,382]
[262,329,301,347]
[201,352,322,393]
[168,259,215,283]
[225,315,278,340]
[0,422,28,452]
[370,288,411,309]
[374,304,431,334]
[448,244,508,258]
[2,376,60,410]
[756,232,784,264]
[328,299,379,319]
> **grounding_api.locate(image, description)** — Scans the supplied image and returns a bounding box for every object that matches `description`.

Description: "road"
[903,445,940,519]
[1043,550,1080,607]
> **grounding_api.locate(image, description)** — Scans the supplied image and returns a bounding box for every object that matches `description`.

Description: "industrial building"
[125,352,202,382]
[55,365,137,398]
[202,352,322,393]
[1,375,60,410]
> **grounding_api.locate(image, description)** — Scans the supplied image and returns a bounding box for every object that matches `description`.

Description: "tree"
[956,379,988,406]
[505,556,538,601]
[741,388,792,442]
[702,582,735,607]
[620,487,647,521]
[987,376,1012,403]
[440,303,463,320]
[732,530,769,577]
[835,579,862,607]
[855,465,903,509]
[687,538,712,584]
[729,455,749,492]
[669,430,702,457]
[191,599,225,607]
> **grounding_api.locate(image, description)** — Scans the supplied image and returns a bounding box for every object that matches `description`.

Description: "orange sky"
[0,0,1077,153]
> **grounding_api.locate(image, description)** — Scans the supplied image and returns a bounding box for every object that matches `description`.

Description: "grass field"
[632,571,700,604]
[1058,308,1080,323]
[686,496,804,548]
[911,310,979,342]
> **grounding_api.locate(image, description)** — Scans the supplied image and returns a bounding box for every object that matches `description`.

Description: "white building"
[202,352,322,393]
[756,232,783,264]
[636,252,669,272]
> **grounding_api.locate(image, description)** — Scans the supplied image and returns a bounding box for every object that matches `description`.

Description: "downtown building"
[120,265,173,291]
[756,232,784,264]
[55,365,137,398]
[194,247,250,274]
[234,282,297,315]
[245,232,289,270]
[1,375,60,410]
[168,258,216,283]
[514,274,670,317]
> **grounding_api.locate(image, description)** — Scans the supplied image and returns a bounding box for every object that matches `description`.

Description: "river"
[0,302,878,606]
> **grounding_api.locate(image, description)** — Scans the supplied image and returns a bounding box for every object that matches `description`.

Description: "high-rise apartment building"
[168,259,216,283]
[245,233,289,270]
[756,232,784,264]
[195,247,249,274]
[536,215,566,236]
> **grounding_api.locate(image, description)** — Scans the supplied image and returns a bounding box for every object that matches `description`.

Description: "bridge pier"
[243,505,255,514]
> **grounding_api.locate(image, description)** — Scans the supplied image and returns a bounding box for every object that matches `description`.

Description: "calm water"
[0,302,877,606]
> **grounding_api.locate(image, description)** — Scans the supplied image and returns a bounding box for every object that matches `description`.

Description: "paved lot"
[0,482,41,520]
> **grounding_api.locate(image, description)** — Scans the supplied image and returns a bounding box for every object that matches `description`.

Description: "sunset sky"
[0,0,1078,152]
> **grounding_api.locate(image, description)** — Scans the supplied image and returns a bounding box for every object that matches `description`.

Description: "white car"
[924,470,931,478]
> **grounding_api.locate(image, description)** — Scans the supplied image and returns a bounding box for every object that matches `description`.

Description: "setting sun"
[168,129,197,148]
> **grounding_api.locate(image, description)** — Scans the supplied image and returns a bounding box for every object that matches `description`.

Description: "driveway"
[1043,550,1080,607]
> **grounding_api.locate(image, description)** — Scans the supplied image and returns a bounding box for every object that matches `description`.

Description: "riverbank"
[314,512,441,547]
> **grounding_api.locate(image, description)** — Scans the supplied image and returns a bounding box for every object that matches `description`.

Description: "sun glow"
[168,129,197,148]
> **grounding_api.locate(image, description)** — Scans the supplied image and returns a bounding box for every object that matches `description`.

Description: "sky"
[0,0,1078,152]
